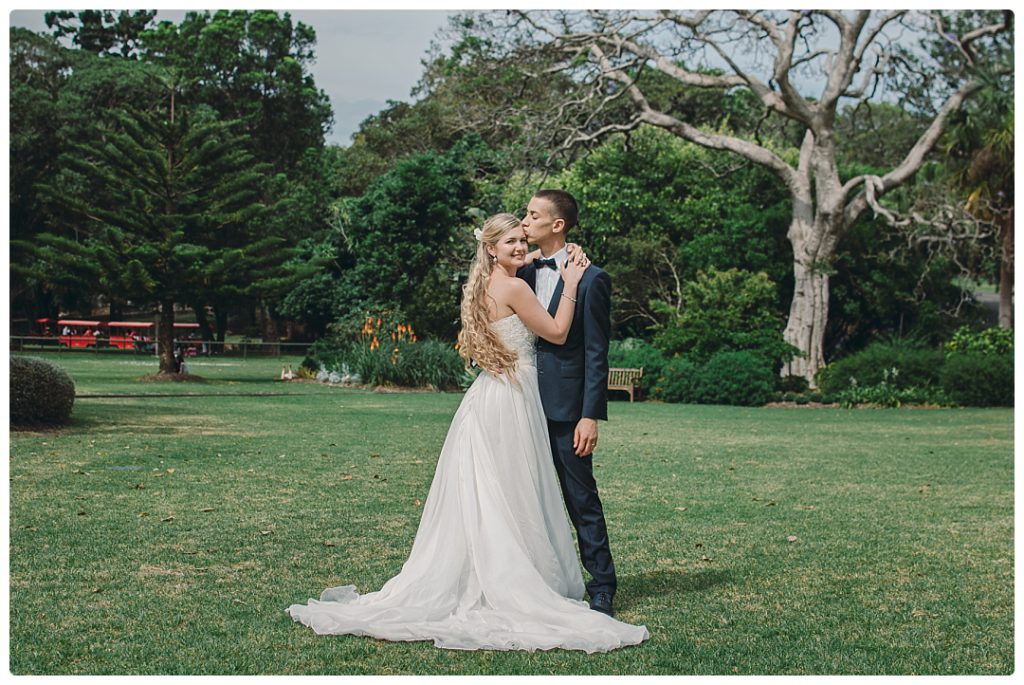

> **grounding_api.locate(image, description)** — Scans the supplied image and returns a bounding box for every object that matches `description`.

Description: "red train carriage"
[107,321,154,350]
[46,320,203,351]
[57,319,102,348]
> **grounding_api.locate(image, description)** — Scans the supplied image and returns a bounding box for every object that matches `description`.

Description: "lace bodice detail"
[491,314,537,367]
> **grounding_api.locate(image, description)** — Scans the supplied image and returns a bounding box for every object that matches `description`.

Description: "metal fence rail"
[9,336,313,358]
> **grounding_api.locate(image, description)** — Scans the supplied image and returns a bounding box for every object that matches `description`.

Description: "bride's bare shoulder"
[488,273,530,298]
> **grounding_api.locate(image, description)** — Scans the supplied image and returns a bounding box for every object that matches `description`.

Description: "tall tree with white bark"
[458,10,1012,383]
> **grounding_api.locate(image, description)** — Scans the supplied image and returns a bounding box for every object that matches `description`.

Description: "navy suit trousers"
[547,419,617,597]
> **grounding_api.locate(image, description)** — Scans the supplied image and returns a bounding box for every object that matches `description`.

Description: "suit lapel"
[520,263,537,292]
[547,276,565,316]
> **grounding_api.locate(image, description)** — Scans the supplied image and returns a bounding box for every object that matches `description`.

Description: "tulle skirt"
[286,364,649,652]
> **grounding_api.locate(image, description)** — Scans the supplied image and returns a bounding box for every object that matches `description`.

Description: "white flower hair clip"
[473,228,483,242]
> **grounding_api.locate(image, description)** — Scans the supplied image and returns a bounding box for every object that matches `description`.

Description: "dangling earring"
[491,254,497,263]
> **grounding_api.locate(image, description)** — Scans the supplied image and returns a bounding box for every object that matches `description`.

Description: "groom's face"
[521,196,564,245]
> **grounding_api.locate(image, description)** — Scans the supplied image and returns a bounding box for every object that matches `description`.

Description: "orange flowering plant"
[360,311,417,352]
[304,309,465,390]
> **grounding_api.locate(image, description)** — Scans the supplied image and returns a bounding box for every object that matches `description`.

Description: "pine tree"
[31,84,270,375]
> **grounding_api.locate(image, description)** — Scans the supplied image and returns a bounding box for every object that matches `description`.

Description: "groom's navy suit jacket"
[517,261,611,423]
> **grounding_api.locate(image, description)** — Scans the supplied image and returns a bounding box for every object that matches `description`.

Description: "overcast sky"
[8,9,456,146]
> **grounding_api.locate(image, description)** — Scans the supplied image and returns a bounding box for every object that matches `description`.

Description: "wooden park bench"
[608,367,644,402]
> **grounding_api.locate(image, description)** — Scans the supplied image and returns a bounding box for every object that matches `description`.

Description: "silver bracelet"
[561,293,577,303]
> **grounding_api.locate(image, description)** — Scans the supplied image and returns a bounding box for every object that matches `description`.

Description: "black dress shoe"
[589,591,615,617]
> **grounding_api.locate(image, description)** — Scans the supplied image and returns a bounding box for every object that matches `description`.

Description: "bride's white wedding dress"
[287,314,649,652]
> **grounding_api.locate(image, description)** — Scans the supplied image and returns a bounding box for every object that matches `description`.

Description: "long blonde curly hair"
[457,213,522,379]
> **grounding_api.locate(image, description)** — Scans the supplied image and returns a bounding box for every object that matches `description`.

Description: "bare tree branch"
[843,78,981,225]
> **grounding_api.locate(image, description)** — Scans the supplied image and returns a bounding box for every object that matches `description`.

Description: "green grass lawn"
[8,352,1014,674]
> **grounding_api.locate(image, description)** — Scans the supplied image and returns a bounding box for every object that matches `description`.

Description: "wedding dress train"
[286,315,649,652]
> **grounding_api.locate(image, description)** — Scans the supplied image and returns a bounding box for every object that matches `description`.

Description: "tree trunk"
[214,305,228,343]
[782,257,830,386]
[999,208,1013,328]
[157,299,177,374]
[193,302,215,344]
[261,300,280,356]
[778,134,847,388]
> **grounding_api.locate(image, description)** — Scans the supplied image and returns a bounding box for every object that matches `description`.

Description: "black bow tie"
[536,257,559,270]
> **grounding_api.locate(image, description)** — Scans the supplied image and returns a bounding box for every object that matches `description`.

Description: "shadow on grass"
[620,568,733,608]
[61,398,221,433]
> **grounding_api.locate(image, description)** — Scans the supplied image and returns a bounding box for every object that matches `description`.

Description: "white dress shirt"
[535,245,568,311]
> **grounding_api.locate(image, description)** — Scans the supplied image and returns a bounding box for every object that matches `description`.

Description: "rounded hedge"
[653,355,700,403]
[694,350,775,406]
[10,356,76,426]
[939,353,1013,407]
[816,343,945,394]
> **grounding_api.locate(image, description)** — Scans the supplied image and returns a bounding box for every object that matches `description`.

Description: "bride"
[287,213,649,653]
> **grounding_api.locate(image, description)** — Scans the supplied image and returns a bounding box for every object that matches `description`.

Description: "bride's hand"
[560,247,590,287]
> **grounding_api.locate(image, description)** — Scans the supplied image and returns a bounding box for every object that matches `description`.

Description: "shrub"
[308,336,466,391]
[816,342,945,395]
[10,356,75,426]
[835,382,951,408]
[653,355,700,403]
[609,338,668,398]
[939,353,1013,407]
[944,325,1013,356]
[304,310,464,390]
[652,267,798,365]
[693,350,775,406]
[775,374,809,393]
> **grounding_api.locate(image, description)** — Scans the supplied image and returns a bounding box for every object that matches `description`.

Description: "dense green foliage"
[7,10,1012,388]
[651,355,700,404]
[815,329,1013,408]
[651,351,775,407]
[553,128,793,338]
[9,11,333,345]
[138,10,332,174]
[816,343,947,395]
[10,356,76,426]
[281,135,501,342]
[944,325,1014,355]
[831,379,950,409]
[939,353,1014,407]
[692,350,776,407]
[652,268,796,366]
[25,102,278,373]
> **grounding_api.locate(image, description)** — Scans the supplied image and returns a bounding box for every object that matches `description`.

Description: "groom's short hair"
[534,189,579,231]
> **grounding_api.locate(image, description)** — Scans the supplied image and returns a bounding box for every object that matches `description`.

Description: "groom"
[518,189,618,617]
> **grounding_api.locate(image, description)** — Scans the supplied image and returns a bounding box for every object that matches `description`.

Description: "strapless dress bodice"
[490,314,537,367]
